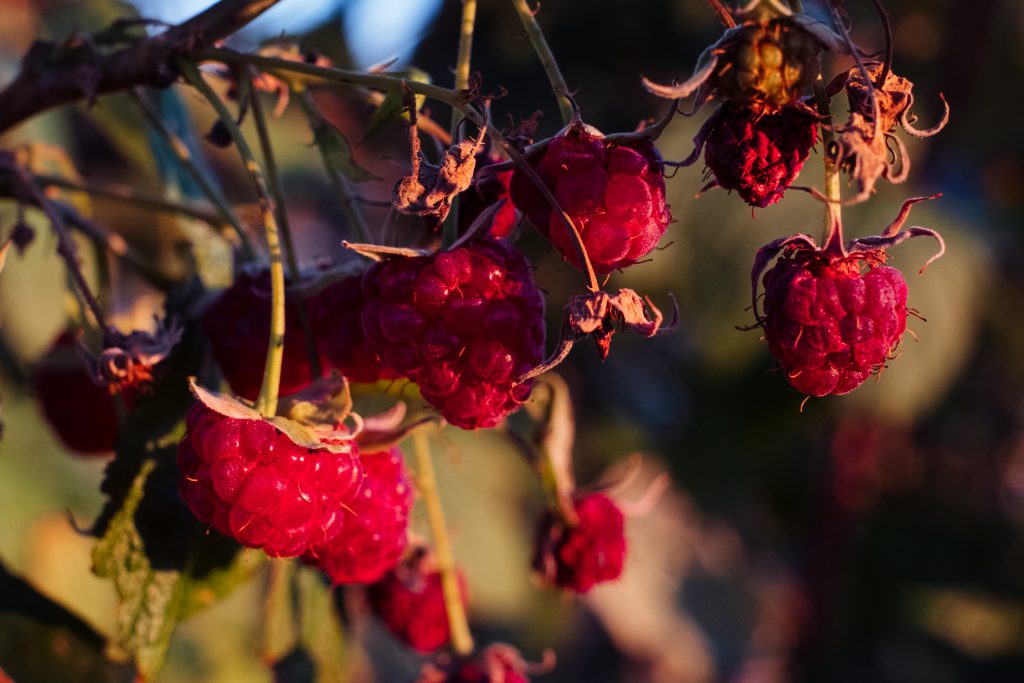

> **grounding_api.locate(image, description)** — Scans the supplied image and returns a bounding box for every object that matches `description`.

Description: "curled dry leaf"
[94,317,183,397]
[391,85,486,223]
[517,289,679,384]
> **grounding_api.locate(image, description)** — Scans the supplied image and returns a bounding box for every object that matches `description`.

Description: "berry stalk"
[410,431,474,656]
[129,88,256,259]
[441,0,479,248]
[508,0,573,125]
[178,59,286,417]
[248,76,322,380]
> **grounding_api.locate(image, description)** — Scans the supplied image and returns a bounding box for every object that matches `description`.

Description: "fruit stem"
[249,76,323,380]
[261,559,296,663]
[410,430,474,656]
[128,88,257,260]
[178,59,286,417]
[441,0,479,249]
[704,0,737,27]
[16,169,109,335]
[298,93,374,244]
[508,0,574,125]
[33,173,227,231]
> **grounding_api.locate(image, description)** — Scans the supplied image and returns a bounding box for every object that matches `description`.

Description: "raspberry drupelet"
[305,447,413,584]
[533,493,627,593]
[510,120,671,274]
[360,239,545,429]
[177,403,363,557]
[761,248,909,397]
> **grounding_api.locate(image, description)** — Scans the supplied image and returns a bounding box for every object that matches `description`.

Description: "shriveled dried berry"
[177,403,363,557]
[368,555,467,653]
[305,448,413,584]
[760,247,908,397]
[360,239,545,429]
[702,103,818,207]
[510,120,671,274]
[33,332,121,456]
[533,493,626,593]
[203,268,324,401]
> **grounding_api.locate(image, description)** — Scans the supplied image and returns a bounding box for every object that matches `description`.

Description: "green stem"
[248,77,322,380]
[441,0,479,248]
[33,173,227,228]
[178,58,286,416]
[298,93,373,243]
[508,0,573,125]
[411,431,474,656]
[129,89,256,259]
[194,48,462,106]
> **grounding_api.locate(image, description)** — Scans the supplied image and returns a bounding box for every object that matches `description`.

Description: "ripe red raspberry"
[360,239,545,430]
[33,333,120,455]
[310,273,395,384]
[304,447,413,584]
[533,493,626,593]
[418,645,537,683]
[704,104,817,208]
[202,268,323,401]
[761,248,909,397]
[459,160,518,239]
[509,121,671,273]
[368,555,468,653]
[177,403,363,557]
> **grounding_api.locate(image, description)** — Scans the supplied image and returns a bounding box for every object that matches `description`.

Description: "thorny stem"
[248,76,322,380]
[297,93,373,243]
[178,59,285,416]
[507,0,574,125]
[411,431,474,656]
[34,173,227,228]
[17,170,108,334]
[442,0,479,249]
[705,0,737,28]
[195,48,463,107]
[128,89,256,259]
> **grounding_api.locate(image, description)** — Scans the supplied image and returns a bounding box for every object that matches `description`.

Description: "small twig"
[705,0,737,27]
[442,0,479,248]
[128,89,256,258]
[248,72,322,380]
[410,431,474,657]
[868,0,893,86]
[179,58,285,416]
[508,0,573,125]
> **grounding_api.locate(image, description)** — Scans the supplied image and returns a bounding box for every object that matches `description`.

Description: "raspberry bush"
[0,0,956,681]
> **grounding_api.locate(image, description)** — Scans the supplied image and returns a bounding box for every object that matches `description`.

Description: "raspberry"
[33,332,120,455]
[459,160,518,239]
[177,403,363,557]
[704,104,817,208]
[310,273,395,384]
[418,645,535,683]
[533,493,626,593]
[202,268,324,401]
[368,555,468,653]
[509,121,671,274]
[304,448,413,584]
[360,239,545,429]
[713,18,823,114]
[761,248,908,397]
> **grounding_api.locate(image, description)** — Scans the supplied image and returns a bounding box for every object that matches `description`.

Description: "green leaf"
[360,68,432,145]
[300,97,378,184]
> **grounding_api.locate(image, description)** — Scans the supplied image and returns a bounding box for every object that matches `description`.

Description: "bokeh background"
[1,0,1023,681]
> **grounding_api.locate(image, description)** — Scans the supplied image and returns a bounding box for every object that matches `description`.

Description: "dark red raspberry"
[33,333,120,455]
[704,104,817,208]
[761,248,908,397]
[533,493,626,593]
[310,273,395,384]
[418,645,536,683]
[177,403,363,557]
[459,160,518,239]
[368,556,468,653]
[361,239,545,429]
[304,447,413,584]
[510,121,671,274]
[202,268,324,401]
